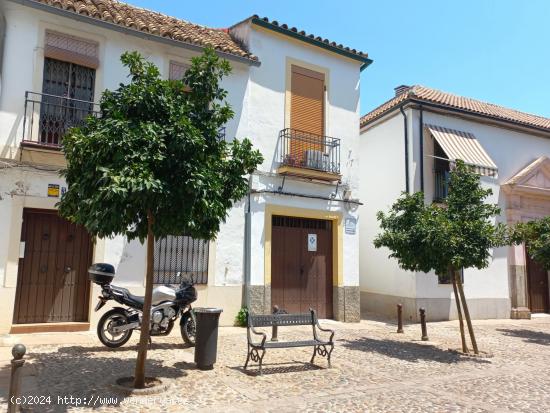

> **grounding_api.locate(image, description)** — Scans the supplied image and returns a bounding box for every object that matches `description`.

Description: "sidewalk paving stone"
[0,317,549,412]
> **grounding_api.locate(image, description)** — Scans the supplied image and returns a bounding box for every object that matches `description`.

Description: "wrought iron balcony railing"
[434,169,450,202]
[22,91,100,149]
[279,128,340,174]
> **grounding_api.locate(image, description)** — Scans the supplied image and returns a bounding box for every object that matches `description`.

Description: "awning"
[426,124,498,177]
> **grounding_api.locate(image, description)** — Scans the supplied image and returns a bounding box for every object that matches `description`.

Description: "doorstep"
[9,322,91,334]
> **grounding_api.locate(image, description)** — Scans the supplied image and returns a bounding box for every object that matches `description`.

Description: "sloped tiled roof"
[245,15,371,68]
[361,85,550,132]
[25,0,258,62]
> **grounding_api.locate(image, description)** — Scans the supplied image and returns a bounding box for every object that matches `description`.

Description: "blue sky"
[127,0,550,118]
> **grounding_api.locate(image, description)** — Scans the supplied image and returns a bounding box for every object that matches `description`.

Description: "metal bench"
[244,308,334,375]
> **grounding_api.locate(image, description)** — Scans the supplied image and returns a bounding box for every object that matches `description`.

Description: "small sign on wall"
[308,233,317,252]
[345,217,357,235]
[47,184,60,197]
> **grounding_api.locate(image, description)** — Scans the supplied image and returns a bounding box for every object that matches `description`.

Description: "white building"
[0,0,369,334]
[359,85,550,321]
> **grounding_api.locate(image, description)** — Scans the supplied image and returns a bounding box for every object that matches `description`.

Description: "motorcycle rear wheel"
[180,312,196,346]
[97,309,133,348]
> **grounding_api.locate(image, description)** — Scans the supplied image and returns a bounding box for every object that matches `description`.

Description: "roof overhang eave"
[251,17,371,69]
[10,0,261,67]
[362,98,550,137]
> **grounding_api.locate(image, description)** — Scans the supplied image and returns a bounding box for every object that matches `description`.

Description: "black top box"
[88,263,115,285]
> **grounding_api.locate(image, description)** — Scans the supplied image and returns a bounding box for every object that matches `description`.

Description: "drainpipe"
[419,105,424,192]
[400,105,410,193]
[243,175,252,308]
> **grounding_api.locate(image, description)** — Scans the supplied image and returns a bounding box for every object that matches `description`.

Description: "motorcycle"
[88,263,197,348]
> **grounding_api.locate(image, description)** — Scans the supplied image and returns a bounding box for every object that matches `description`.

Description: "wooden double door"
[527,252,550,313]
[271,215,333,318]
[13,209,93,324]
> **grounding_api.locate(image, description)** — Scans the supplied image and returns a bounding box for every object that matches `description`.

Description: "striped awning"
[426,124,498,177]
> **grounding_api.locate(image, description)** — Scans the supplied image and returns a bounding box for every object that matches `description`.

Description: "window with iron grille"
[39,57,96,146]
[153,235,209,285]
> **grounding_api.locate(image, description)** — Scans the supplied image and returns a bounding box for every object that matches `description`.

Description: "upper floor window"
[25,31,99,147]
[278,65,339,177]
[169,60,189,81]
[290,65,325,136]
[427,124,498,202]
[38,58,96,147]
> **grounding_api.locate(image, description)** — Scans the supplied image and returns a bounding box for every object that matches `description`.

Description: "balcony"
[277,128,341,181]
[20,91,99,165]
[434,170,450,202]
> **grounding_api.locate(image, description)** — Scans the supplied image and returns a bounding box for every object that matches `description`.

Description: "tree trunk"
[455,270,479,354]
[134,210,155,388]
[452,269,468,353]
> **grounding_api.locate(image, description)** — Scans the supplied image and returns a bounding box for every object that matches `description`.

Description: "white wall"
[215,24,362,287]
[0,1,250,158]
[0,4,363,302]
[358,111,416,297]
[361,105,550,308]
[419,111,550,301]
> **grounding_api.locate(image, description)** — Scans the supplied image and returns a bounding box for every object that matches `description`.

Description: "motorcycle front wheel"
[97,309,133,348]
[180,312,196,346]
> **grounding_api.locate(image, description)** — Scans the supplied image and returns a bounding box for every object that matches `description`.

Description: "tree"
[58,48,263,388]
[512,217,550,270]
[374,160,507,354]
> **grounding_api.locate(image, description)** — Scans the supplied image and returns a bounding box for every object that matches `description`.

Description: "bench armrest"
[314,319,335,343]
[247,324,267,347]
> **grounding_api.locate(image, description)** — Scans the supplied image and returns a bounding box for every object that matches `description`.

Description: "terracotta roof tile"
[28,0,257,62]
[361,85,550,132]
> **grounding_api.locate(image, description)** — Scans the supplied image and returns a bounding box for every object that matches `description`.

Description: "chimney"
[394,85,410,97]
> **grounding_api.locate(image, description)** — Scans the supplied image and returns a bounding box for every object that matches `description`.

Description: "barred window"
[153,235,209,285]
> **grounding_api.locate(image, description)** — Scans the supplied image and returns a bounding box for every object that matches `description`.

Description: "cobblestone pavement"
[1,316,550,412]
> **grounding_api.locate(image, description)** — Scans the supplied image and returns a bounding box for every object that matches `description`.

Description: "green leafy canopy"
[59,48,263,241]
[374,160,508,275]
[512,217,550,270]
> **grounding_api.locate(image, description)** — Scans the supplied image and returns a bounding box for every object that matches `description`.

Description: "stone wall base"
[361,291,511,322]
[333,286,361,322]
[246,284,271,315]
[511,307,531,319]
[246,284,360,322]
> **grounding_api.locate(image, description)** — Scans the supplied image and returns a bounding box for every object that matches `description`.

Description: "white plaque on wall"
[345,217,357,234]
[307,234,317,252]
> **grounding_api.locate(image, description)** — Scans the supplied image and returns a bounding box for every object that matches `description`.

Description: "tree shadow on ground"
[497,328,550,345]
[55,341,191,354]
[339,337,491,364]
[230,361,323,376]
[0,345,187,413]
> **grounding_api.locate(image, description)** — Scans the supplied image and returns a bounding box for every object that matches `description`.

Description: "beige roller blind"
[290,65,325,136]
[289,65,325,165]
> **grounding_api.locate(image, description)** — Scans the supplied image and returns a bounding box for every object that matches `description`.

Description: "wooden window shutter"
[290,65,325,136]
[44,31,99,69]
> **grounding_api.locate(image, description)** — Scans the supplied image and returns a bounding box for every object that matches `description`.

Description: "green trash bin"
[194,308,223,370]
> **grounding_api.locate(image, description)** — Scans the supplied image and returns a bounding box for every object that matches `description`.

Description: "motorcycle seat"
[111,286,144,309]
